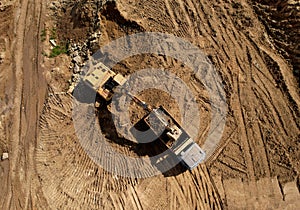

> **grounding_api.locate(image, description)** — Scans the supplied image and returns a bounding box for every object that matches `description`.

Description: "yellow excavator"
[132,96,206,170]
[83,62,126,101]
[83,62,205,170]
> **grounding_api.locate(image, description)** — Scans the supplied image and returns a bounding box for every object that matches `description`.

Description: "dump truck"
[137,101,206,170]
[83,62,126,101]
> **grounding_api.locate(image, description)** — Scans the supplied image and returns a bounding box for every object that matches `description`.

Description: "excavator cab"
[143,106,206,170]
[83,62,126,101]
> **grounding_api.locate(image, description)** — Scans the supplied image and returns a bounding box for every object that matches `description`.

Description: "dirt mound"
[56,0,101,42]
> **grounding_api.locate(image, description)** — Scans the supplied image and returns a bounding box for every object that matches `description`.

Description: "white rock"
[2,152,8,160]
[72,55,82,65]
[49,39,57,47]
[73,64,80,73]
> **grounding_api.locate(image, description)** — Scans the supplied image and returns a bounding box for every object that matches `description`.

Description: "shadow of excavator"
[97,102,187,177]
[73,80,186,177]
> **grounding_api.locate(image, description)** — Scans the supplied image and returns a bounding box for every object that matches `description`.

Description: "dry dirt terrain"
[0,0,299,209]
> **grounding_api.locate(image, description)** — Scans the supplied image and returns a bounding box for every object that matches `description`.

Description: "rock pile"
[48,0,104,93]
[67,30,102,93]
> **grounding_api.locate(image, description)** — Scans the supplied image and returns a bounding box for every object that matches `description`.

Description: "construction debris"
[49,39,57,47]
[72,55,82,65]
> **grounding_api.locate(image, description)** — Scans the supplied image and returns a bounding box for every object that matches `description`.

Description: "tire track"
[177,0,195,38]
[5,0,31,207]
[37,94,143,209]
[164,0,179,31]
[235,74,256,180]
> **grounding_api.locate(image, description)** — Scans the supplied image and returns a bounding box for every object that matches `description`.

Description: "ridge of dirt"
[251,0,300,86]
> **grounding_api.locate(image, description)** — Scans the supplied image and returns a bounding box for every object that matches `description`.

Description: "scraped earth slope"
[0,0,299,209]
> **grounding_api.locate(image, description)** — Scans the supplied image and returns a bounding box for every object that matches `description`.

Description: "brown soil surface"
[0,0,299,209]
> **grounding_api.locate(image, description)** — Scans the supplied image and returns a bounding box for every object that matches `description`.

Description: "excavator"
[83,62,206,170]
[132,95,206,170]
[83,62,127,101]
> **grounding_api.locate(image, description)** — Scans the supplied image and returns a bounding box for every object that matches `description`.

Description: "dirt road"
[2,0,47,208]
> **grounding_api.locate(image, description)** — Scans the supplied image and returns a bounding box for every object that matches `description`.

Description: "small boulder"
[2,152,8,160]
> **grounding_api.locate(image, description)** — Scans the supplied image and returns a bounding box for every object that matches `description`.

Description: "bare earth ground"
[0,0,299,209]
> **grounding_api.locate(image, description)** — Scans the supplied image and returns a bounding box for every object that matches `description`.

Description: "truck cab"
[144,106,206,170]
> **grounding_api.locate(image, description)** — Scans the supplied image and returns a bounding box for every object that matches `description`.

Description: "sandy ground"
[0,0,299,209]
[0,0,47,208]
